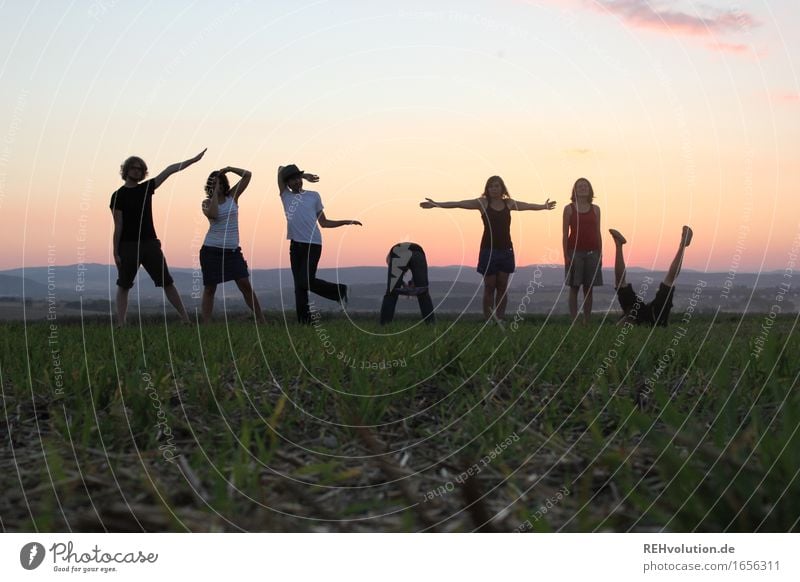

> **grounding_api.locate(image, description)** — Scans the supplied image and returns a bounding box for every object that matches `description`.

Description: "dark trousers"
[290,241,346,324]
[380,245,435,325]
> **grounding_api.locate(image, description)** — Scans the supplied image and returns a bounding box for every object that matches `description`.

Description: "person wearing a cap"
[380,242,436,325]
[278,164,362,324]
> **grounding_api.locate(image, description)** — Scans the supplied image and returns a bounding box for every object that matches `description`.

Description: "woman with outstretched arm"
[420,175,555,322]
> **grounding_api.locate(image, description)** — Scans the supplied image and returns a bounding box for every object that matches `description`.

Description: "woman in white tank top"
[200,167,265,323]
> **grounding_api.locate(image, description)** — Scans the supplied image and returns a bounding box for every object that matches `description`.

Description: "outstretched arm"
[220,166,252,202]
[419,197,482,210]
[510,198,557,211]
[151,148,206,189]
[317,211,362,228]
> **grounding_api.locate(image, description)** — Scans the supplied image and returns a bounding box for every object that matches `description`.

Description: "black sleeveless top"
[479,201,512,250]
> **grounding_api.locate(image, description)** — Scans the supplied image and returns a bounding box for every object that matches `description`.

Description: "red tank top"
[567,204,600,252]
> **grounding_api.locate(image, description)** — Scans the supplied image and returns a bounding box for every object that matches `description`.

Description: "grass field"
[1,312,798,532]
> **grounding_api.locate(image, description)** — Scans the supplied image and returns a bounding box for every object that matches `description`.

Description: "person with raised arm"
[200,166,266,324]
[110,149,206,327]
[278,164,362,324]
[420,176,556,322]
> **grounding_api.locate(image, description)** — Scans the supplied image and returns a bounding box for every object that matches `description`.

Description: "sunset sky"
[0,0,798,273]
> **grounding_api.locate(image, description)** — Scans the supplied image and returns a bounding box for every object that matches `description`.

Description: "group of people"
[109,151,692,328]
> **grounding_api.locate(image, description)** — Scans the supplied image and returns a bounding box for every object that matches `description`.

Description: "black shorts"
[116,239,174,289]
[199,245,249,286]
[617,282,675,326]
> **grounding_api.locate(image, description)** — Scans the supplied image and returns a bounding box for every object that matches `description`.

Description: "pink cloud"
[592,0,759,37]
[775,92,800,103]
[705,41,753,55]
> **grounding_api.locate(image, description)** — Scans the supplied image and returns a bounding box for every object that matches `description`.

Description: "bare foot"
[681,225,693,247]
[609,229,627,245]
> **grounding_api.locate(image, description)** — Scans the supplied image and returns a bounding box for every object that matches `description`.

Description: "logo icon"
[20,542,46,570]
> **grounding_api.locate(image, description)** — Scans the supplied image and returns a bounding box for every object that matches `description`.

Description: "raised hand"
[543,198,556,210]
[303,173,319,183]
[191,148,207,163]
[420,197,437,209]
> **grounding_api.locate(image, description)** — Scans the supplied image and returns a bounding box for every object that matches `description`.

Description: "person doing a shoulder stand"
[110,149,206,327]
[610,225,693,327]
[278,164,362,324]
[200,166,266,324]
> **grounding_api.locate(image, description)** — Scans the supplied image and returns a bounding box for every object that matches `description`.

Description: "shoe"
[681,225,693,247]
[609,229,627,245]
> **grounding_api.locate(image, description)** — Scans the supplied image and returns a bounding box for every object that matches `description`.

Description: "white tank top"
[203,197,240,249]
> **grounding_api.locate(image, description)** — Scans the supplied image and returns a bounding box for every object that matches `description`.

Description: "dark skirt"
[477,247,515,276]
[199,245,249,286]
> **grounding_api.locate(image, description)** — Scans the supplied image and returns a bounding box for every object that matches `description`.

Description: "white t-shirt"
[280,189,323,245]
[203,197,239,249]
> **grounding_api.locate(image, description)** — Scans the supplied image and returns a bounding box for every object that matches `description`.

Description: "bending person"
[421,176,556,321]
[610,225,693,327]
[110,149,206,327]
[380,242,435,325]
[278,164,362,324]
[200,166,265,324]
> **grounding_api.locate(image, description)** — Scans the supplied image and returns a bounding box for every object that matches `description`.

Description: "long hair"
[481,175,510,198]
[120,156,148,180]
[205,171,230,199]
[570,177,594,203]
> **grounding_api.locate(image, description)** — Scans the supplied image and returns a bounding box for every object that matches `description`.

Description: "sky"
[0,0,798,273]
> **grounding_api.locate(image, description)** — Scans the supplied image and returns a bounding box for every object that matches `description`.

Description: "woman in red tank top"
[421,176,556,323]
[562,178,603,324]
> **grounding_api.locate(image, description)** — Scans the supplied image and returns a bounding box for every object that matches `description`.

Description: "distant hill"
[0,273,49,298]
[0,263,795,320]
